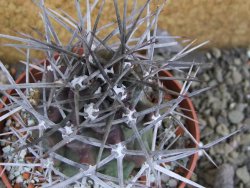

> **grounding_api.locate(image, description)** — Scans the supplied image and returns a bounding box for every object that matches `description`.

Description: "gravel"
[236,166,250,184]
[211,48,222,58]
[158,46,250,187]
[189,47,250,188]
[216,123,230,136]
[214,164,234,188]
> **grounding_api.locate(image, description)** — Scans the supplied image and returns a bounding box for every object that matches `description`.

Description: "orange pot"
[159,71,200,188]
[0,57,199,188]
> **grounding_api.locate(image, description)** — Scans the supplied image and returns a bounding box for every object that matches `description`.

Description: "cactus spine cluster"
[0,0,239,188]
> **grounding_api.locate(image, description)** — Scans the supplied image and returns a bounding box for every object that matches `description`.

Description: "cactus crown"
[0,0,239,188]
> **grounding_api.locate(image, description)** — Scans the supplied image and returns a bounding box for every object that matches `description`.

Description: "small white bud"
[123,109,137,124]
[71,76,88,89]
[84,103,99,121]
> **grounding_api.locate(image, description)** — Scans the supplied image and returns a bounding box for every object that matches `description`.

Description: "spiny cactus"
[0,0,242,188]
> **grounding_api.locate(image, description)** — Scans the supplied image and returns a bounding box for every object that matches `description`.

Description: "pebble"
[211,144,230,155]
[27,119,35,126]
[235,103,247,112]
[168,179,178,187]
[14,171,21,177]
[236,166,250,184]
[242,65,250,77]
[16,176,23,183]
[214,164,234,188]
[215,68,223,82]
[0,70,8,85]
[216,123,229,136]
[232,67,242,84]
[2,145,11,153]
[243,118,250,125]
[9,174,15,181]
[234,58,242,66]
[201,169,217,186]
[206,52,212,59]
[229,151,239,159]
[212,48,222,58]
[240,133,250,145]
[228,110,244,124]
[247,48,250,58]
[208,116,216,128]
[6,119,12,126]
[161,173,170,183]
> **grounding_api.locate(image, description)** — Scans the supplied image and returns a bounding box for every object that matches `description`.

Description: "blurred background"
[1,0,250,63]
[0,0,249,187]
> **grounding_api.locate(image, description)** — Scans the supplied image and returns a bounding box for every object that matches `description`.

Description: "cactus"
[0,0,242,188]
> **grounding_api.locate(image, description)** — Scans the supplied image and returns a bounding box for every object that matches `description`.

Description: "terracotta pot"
[159,71,200,188]
[0,58,199,188]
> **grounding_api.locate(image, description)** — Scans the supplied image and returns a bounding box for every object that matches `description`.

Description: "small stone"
[27,119,35,126]
[224,143,234,154]
[9,174,15,180]
[213,143,233,155]
[6,166,11,171]
[234,58,242,65]
[168,179,178,187]
[208,116,217,128]
[228,110,244,124]
[206,52,212,59]
[202,169,217,186]
[243,118,250,125]
[161,173,170,183]
[6,119,12,126]
[33,176,40,183]
[240,133,250,145]
[199,118,207,127]
[216,124,229,136]
[232,67,242,84]
[212,48,221,58]
[242,65,250,77]
[0,141,5,146]
[236,166,250,184]
[215,68,223,82]
[235,103,247,112]
[229,103,236,110]
[229,151,239,159]
[214,164,234,188]
[14,171,21,177]
[16,175,23,183]
[2,145,11,153]
[203,74,210,82]
[211,100,222,113]
[247,48,250,58]
[225,78,234,85]
[203,127,213,137]
[15,122,20,128]
[209,80,217,87]
[191,173,198,182]
[30,180,35,184]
